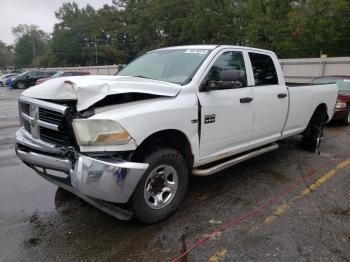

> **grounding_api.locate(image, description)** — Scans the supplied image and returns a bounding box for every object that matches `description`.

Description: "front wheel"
[131,148,188,224]
[15,81,27,89]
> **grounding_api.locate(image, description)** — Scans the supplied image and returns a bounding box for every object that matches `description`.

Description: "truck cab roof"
[153,45,275,55]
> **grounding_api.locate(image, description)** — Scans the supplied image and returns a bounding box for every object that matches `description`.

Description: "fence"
[280,57,350,83]
[25,65,122,76]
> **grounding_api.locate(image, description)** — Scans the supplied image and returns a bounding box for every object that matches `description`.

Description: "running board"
[192,143,279,176]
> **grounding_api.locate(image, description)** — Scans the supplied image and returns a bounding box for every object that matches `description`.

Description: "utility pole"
[32,33,36,61]
[95,37,98,66]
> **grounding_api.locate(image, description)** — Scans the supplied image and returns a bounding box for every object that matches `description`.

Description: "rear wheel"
[16,81,27,89]
[342,108,350,126]
[131,148,188,224]
[302,109,326,151]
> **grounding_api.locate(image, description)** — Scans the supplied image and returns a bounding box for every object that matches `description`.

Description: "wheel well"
[131,130,194,168]
[313,103,329,122]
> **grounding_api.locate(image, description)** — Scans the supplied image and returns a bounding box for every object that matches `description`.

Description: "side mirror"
[116,64,126,74]
[201,69,247,91]
[218,69,246,84]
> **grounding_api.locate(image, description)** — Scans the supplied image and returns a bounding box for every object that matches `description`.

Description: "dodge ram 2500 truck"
[15,45,338,223]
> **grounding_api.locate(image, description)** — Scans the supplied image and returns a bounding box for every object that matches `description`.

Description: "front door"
[197,50,254,162]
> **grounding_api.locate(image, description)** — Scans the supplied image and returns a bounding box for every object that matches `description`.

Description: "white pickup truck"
[15,45,338,223]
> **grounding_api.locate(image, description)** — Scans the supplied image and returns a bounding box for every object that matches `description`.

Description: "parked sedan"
[13,71,56,89]
[312,76,350,125]
[0,73,19,87]
[36,71,90,85]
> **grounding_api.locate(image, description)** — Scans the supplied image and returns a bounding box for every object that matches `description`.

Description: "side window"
[249,53,278,86]
[207,51,247,89]
[28,72,39,78]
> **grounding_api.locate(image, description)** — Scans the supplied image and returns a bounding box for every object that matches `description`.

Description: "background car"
[0,73,19,87]
[35,71,90,85]
[13,71,56,89]
[312,76,350,125]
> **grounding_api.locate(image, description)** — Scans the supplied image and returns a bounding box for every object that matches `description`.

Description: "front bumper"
[15,128,148,216]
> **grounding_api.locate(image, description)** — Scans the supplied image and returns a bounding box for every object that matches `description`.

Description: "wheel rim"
[17,82,24,89]
[143,164,178,210]
[316,136,321,147]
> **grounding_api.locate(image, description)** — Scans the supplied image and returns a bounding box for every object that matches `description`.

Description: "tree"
[12,24,50,67]
[10,0,350,67]
[290,0,350,57]
[51,3,106,66]
[0,41,14,67]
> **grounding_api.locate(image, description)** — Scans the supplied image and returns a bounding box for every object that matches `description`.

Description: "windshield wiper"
[132,75,151,79]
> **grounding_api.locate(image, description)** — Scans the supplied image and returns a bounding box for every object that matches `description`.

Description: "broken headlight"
[72,119,131,146]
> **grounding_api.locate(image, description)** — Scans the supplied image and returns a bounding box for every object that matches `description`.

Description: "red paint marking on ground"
[170,159,335,262]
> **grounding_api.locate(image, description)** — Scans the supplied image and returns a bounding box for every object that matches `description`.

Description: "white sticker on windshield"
[344,79,350,82]
[185,49,208,55]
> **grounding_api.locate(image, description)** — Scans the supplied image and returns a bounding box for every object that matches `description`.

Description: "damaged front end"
[15,95,148,220]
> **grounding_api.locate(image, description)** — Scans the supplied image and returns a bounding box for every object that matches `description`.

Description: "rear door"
[197,49,254,161]
[247,52,289,145]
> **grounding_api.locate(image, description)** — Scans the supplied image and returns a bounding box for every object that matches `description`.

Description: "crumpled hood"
[22,75,182,111]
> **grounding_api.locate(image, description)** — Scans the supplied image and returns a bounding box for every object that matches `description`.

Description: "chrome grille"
[19,96,73,147]
[39,108,65,125]
[39,127,73,146]
[21,102,30,115]
[23,118,31,133]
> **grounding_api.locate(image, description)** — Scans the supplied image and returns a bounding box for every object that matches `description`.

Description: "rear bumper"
[15,128,148,205]
[333,109,349,120]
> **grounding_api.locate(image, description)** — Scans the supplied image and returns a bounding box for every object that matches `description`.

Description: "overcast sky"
[0,0,112,45]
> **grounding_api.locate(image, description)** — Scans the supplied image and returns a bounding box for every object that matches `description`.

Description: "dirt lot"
[0,87,349,262]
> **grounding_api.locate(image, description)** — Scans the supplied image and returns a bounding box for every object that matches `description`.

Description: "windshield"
[313,77,350,91]
[17,71,29,77]
[117,49,211,85]
[52,72,64,78]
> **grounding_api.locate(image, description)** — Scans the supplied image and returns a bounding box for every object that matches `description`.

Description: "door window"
[28,72,39,78]
[249,53,278,86]
[207,51,247,89]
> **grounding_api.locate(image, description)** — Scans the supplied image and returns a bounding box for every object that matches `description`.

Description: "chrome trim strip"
[37,120,59,131]
[16,149,71,173]
[16,128,68,155]
[19,95,68,114]
[22,113,60,131]
[192,144,279,176]
[21,112,32,121]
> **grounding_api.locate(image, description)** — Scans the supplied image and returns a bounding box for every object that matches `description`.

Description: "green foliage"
[0,41,14,67]
[12,24,50,67]
[11,0,350,67]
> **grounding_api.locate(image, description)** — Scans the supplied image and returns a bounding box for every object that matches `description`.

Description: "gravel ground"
[0,87,349,262]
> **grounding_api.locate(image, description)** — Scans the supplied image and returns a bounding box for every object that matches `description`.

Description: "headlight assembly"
[72,119,131,146]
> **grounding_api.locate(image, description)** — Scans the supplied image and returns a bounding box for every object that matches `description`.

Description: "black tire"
[342,108,350,126]
[131,148,188,224]
[302,110,326,151]
[15,81,27,89]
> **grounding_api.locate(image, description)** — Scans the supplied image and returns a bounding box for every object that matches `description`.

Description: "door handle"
[240,97,253,103]
[277,93,288,99]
